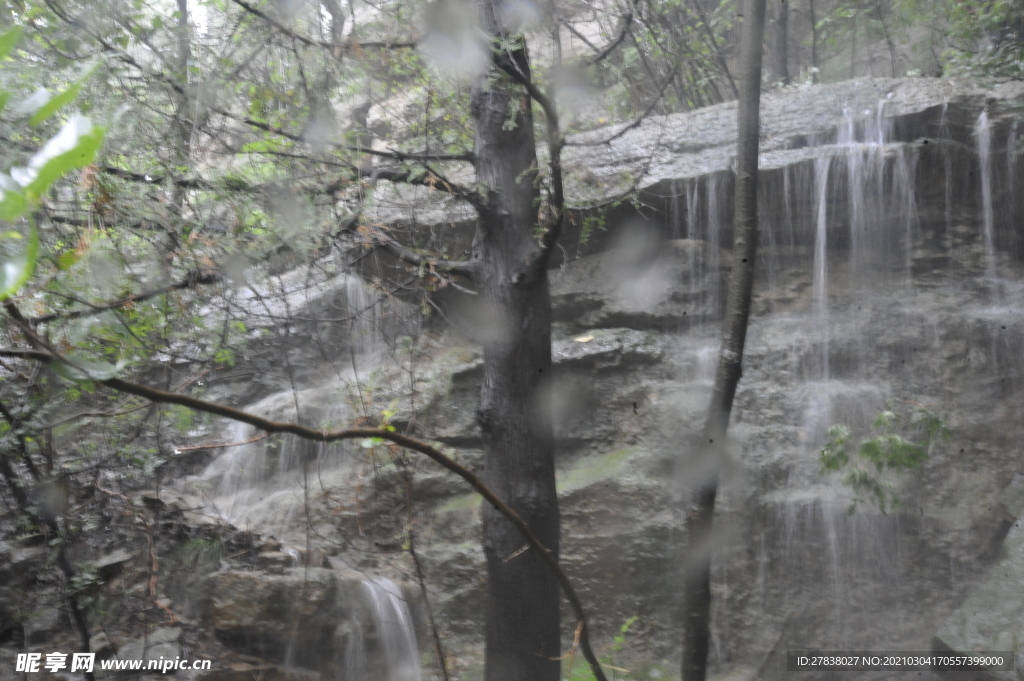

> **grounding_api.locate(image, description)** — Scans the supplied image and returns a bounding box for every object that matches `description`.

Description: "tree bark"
[808,0,819,81]
[849,14,857,79]
[168,0,190,256]
[472,4,560,680]
[772,0,789,85]
[681,0,766,677]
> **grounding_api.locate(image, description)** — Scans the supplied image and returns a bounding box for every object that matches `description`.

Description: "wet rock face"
[200,569,359,670]
[198,569,424,680]
[550,238,729,331]
[159,77,1024,679]
[405,82,1024,674]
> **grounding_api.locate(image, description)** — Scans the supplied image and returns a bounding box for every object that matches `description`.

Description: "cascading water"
[776,497,904,648]
[686,177,702,304]
[706,174,721,314]
[194,271,392,537]
[811,156,831,379]
[976,110,998,287]
[941,102,953,242]
[698,99,944,649]
[668,179,684,240]
[346,579,422,681]
[198,386,354,536]
[184,272,425,680]
[1007,122,1017,235]
[802,156,833,445]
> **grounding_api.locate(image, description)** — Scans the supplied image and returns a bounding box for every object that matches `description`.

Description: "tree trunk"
[472,4,561,681]
[772,0,789,84]
[681,0,766,677]
[849,15,857,79]
[169,0,190,255]
[808,0,819,81]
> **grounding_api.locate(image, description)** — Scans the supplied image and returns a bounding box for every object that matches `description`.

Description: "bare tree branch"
[28,271,220,325]
[99,166,259,192]
[584,12,635,66]
[492,50,559,128]
[358,147,476,164]
[0,324,610,681]
[353,224,479,278]
[565,64,679,148]
[0,348,56,361]
[689,0,739,98]
[229,0,416,51]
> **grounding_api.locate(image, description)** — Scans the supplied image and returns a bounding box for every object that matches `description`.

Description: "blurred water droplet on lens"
[418,0,489,80]
[274,0,308,21]
[496,0,544,32]
[224,253,251,290]
[304,107,339,150]
[608,223,674,310]
[550,64,596,116]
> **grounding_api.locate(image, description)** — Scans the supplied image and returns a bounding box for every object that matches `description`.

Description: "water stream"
[346,579,423,681]
[976,110,998,287]
[191,272,425,680]
[188,92,1024,676]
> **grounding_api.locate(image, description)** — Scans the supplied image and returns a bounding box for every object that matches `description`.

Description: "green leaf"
[0,224,39,300]
[0,177,28,221]
[872,410,896,430]
[0,91,10,116]
[29,79,85,127]
[55,249,80,271]
[50,354,123,382]
[213,347,235,366]
[0,26,23,60]
[21,115,105,203]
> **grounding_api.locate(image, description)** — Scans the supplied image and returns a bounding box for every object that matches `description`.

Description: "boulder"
[115,627,182,668]
[933,516,1024,681]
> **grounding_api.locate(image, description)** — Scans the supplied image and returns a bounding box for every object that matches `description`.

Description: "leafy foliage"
[0,26,105,302]
[945,0,1024,78]
[820,403,951,514]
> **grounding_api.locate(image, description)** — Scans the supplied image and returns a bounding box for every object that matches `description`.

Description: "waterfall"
[783,165,794,249]
[893,145,919,281]
[940,102,953,247]
[841,108,864,271]
[686,177,700,244]
[345,273,383,354]
[821,503,846,646]
[649,89,1023,668]
[706,174,721,318]
[1008,121,1018,242]
[347,579,423,681]
[1008,122,1018,198]
[839,101,917,283]
[976,110,997,285]
[686,178,701,303]
[189,270,392,538]
[800,156,834,446]
[669,179,684,239]
[778,499,903,648]
[197,387,354,536]
[812,156,831,383]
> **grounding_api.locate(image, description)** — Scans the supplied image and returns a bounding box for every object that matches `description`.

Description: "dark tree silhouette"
[682,0,767,677]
